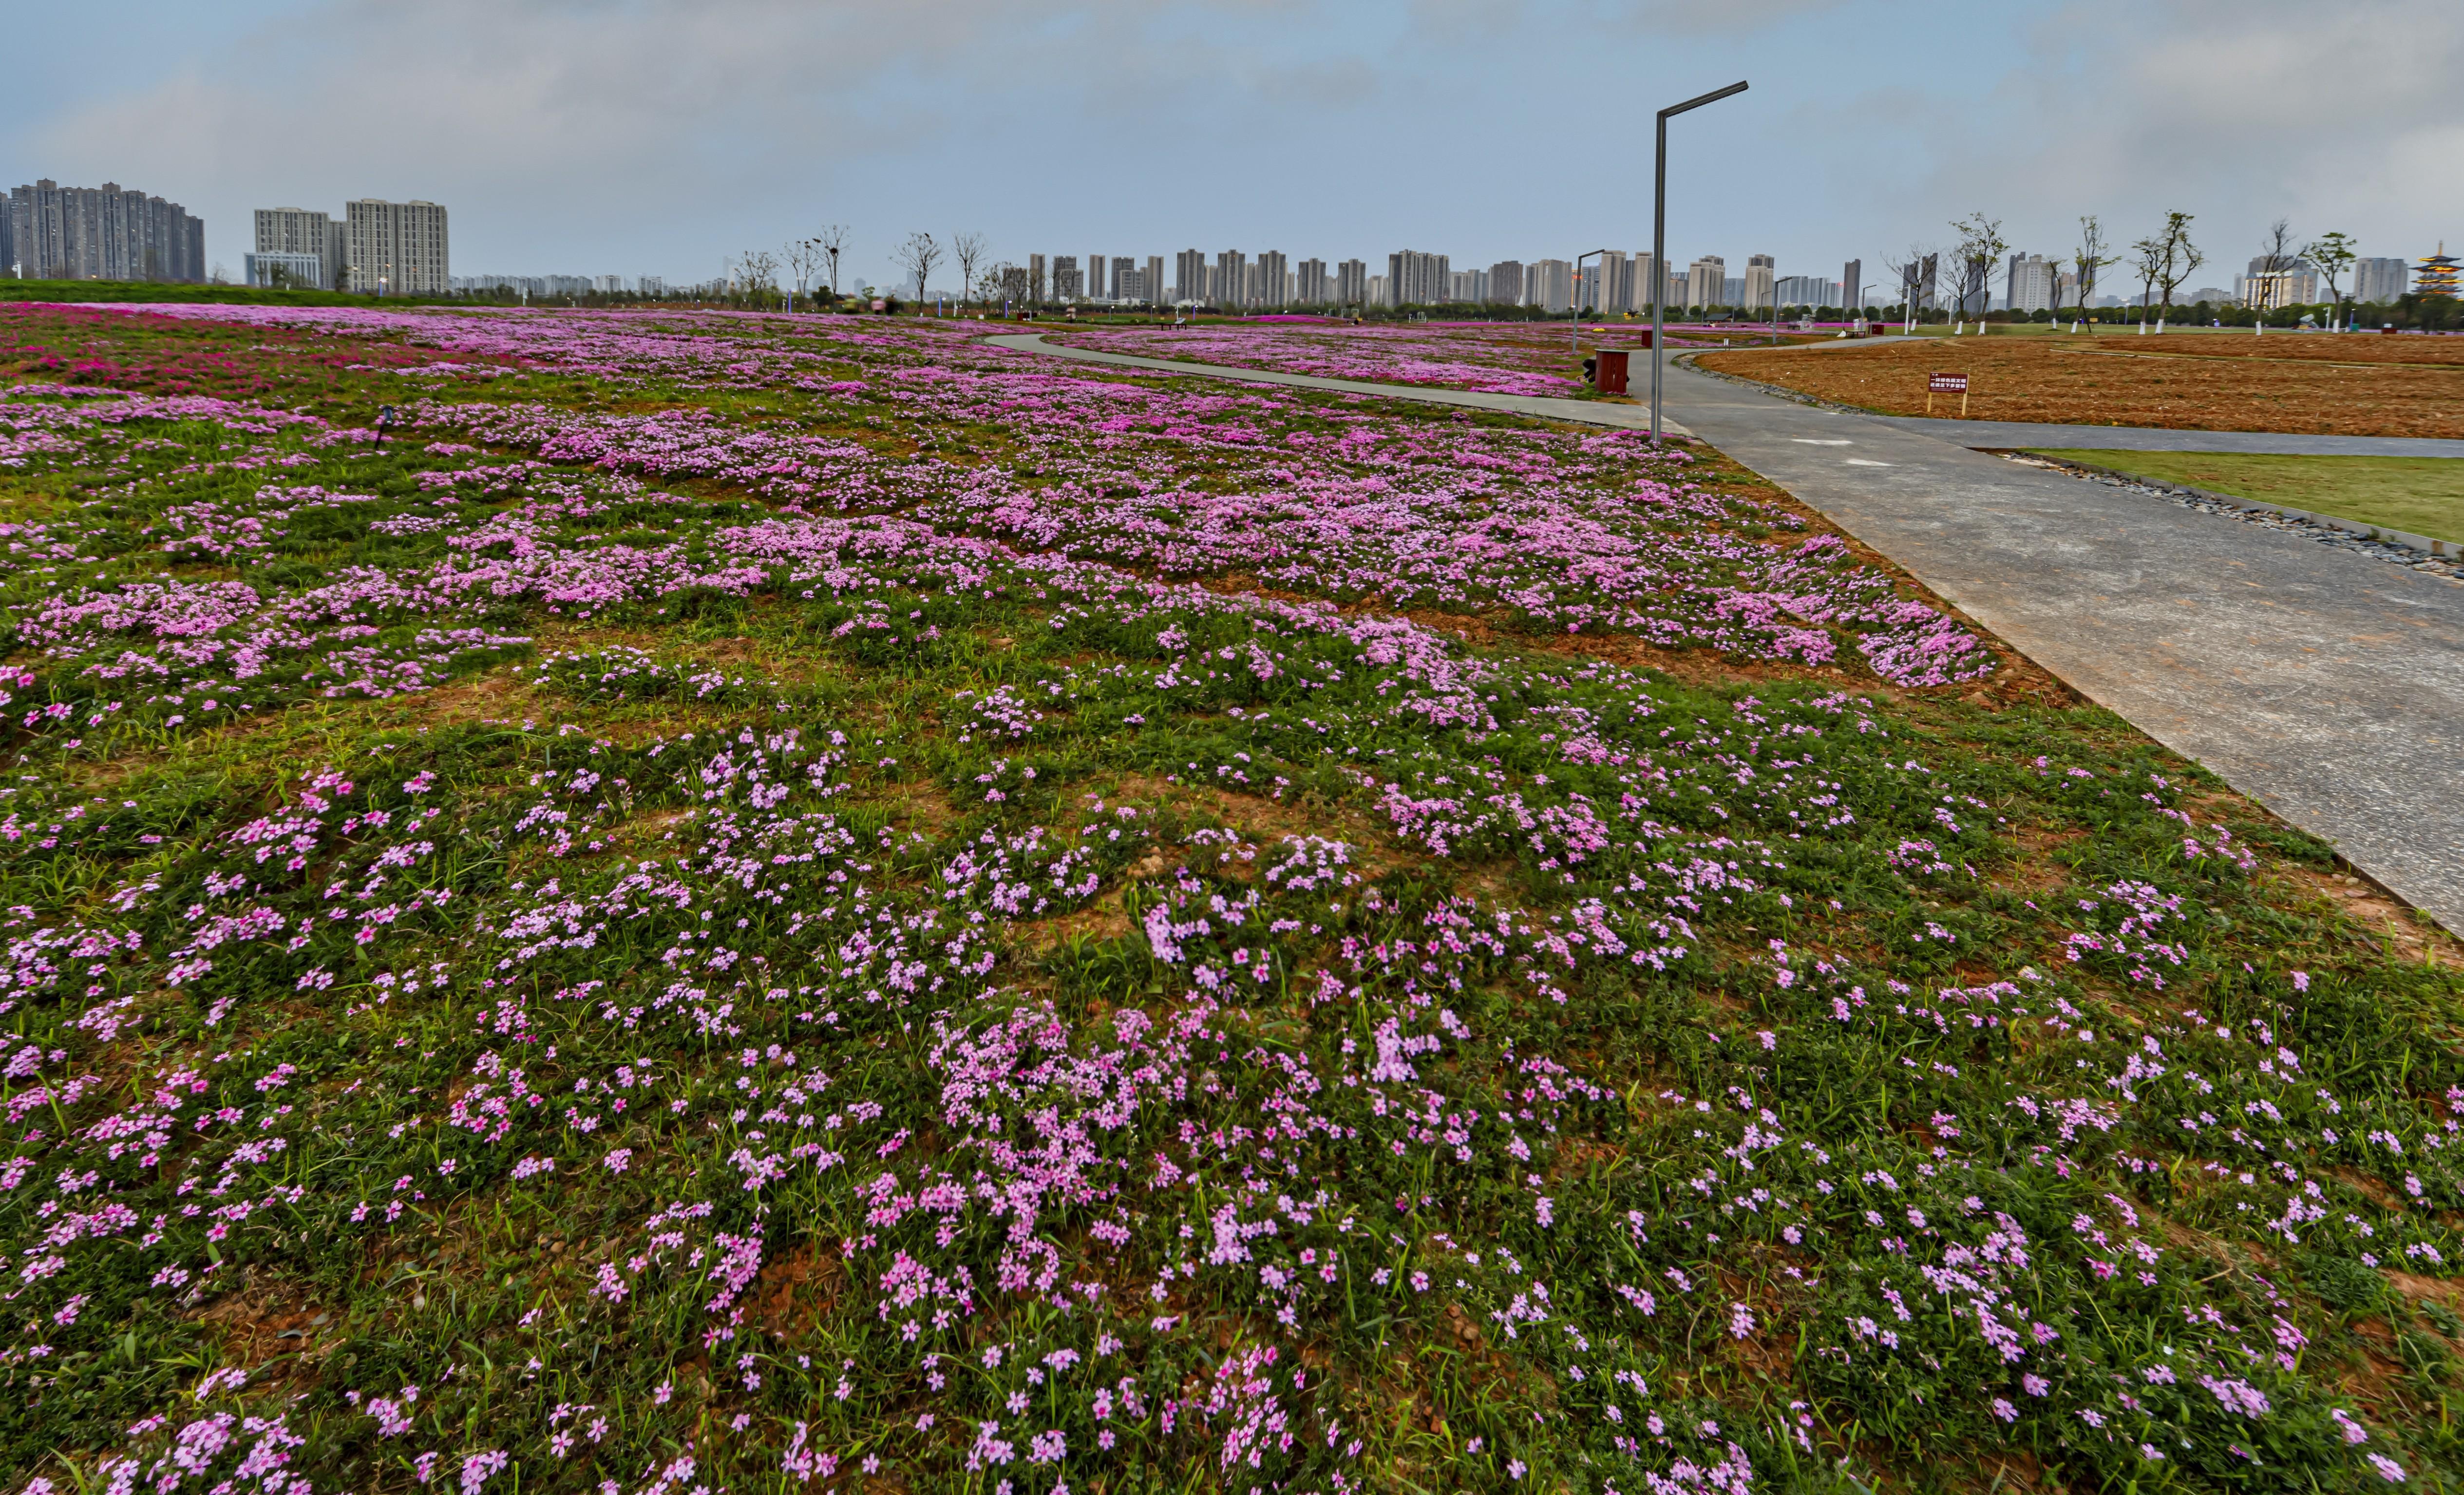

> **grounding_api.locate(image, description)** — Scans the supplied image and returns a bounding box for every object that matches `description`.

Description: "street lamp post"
[1573,248,1610,359]
[1651,80,1748,445]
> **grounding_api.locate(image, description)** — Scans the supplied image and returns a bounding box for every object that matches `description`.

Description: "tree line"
[1881,212,2444,331]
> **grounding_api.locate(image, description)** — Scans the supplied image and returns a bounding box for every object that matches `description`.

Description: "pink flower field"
[1047,320,1771,397]
[0,300,2452,1495]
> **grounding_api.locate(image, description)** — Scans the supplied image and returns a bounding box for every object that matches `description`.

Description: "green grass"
[2031,449,2464,541]
[4,304,2462,1494]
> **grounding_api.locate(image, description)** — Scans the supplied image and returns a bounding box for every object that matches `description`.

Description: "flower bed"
[0,302,2454,1495]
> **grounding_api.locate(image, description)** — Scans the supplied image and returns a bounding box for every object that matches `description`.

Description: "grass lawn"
[0,300,2459,1495]
[2030,449,2464,542]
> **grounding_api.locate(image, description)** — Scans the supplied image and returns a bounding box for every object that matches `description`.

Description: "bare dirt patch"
[1697,334,2464,438]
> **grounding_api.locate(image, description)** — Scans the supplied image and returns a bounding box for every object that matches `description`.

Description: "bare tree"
[1882,245,1936,331]
[1948,211,2007,324]
[950,232,989,309]
[893,232,942,306]
[2249,217,2297,329]
[2304,230,2357,329]
[2071,215,2106,329]
[2150,211,2202,329]
[783,239,826,311]
[985,262,1029,310]
[736,250,781,310]
[814,224,851,296]
[2129,233,2164,329]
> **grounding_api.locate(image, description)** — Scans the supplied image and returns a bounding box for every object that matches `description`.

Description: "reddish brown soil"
[1696,333,2464,437]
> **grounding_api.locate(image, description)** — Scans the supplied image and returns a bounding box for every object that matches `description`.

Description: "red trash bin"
[1592,348,1630,394]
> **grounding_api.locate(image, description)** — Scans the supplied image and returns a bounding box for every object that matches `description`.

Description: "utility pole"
[1652,81,1748,445]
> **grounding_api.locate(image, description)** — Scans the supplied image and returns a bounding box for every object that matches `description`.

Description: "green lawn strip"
[2030,448,2464,543]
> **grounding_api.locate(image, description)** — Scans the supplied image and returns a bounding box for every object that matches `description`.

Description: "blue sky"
[9,0,2459,294]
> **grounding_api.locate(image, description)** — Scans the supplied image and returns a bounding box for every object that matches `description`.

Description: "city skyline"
[7,0,2455,294]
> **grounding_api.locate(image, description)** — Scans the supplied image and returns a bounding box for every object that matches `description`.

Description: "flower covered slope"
[0,301,2458,1495]
[1046,322,1593,397]
[1045,321,1758,398]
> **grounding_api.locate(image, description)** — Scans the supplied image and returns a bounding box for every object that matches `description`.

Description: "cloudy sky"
[9,0,2457,293]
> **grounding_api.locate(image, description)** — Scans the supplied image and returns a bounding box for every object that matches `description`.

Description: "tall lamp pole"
[1651,80,1748,445]
[1572,248,1609,358]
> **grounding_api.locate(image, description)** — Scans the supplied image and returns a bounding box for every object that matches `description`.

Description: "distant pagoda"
[2418,243,2461,299]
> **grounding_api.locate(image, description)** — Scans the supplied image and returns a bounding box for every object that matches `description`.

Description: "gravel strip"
[2000,452,2464,582]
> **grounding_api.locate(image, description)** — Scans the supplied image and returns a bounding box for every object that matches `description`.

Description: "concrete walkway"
[1879,417,2464,459]
[985,333,1693,437]
[1659,362,2464,932]
[994,327,2464,931]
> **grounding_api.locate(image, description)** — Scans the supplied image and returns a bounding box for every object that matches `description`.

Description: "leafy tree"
[2304,230,2357,329]
[2071,215,2106,326]
[1948,212,2006,322]
[2150,211,2202,327]
[2130,233,2164,325]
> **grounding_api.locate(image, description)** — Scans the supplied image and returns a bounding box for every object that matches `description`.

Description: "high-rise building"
[1685,256,1726,310]
[344,199,449,295]
[1773,275,1835,308]
[252,207,346,289]
[244,252,323,289]
[1173,249,1204,304]
[1527,259,1573,313]
[1215,250,1248,306]
[1051,255,1083,300]
[5,179,205,283]
[1632,253,1679,313]
[640,276,666,297]
[1742,256,1776,310]
[1028,253,1047,302]
[2238,255,2317,309]
[1335,259,1367,305]
[1111,256,1137,301]
[1256,250,1289,308]
[1598,253,1635,313]
[1386,249,1450,307]
[1366,273,1390,307]
[1297,258,1329,304]
[1144,256,1164,305]
[2004,253,2056,315]
[1083,254,1102,299]
[1842,259,1862,312]
[2353,256,2409,303]
[1487,260,1523,305]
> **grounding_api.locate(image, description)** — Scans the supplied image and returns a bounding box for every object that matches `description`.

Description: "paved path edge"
[984,333,1696,437]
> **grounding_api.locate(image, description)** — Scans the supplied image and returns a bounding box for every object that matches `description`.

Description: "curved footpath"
[993,330,2464,933]
[984,333,1693,436]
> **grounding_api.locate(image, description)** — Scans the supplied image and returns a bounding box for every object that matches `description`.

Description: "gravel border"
[1999,452,2464,582]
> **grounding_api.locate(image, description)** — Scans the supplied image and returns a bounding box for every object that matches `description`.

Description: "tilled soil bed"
[1697,332,2464,437]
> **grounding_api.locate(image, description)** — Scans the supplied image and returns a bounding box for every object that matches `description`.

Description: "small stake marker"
[1928,371,1970,417]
